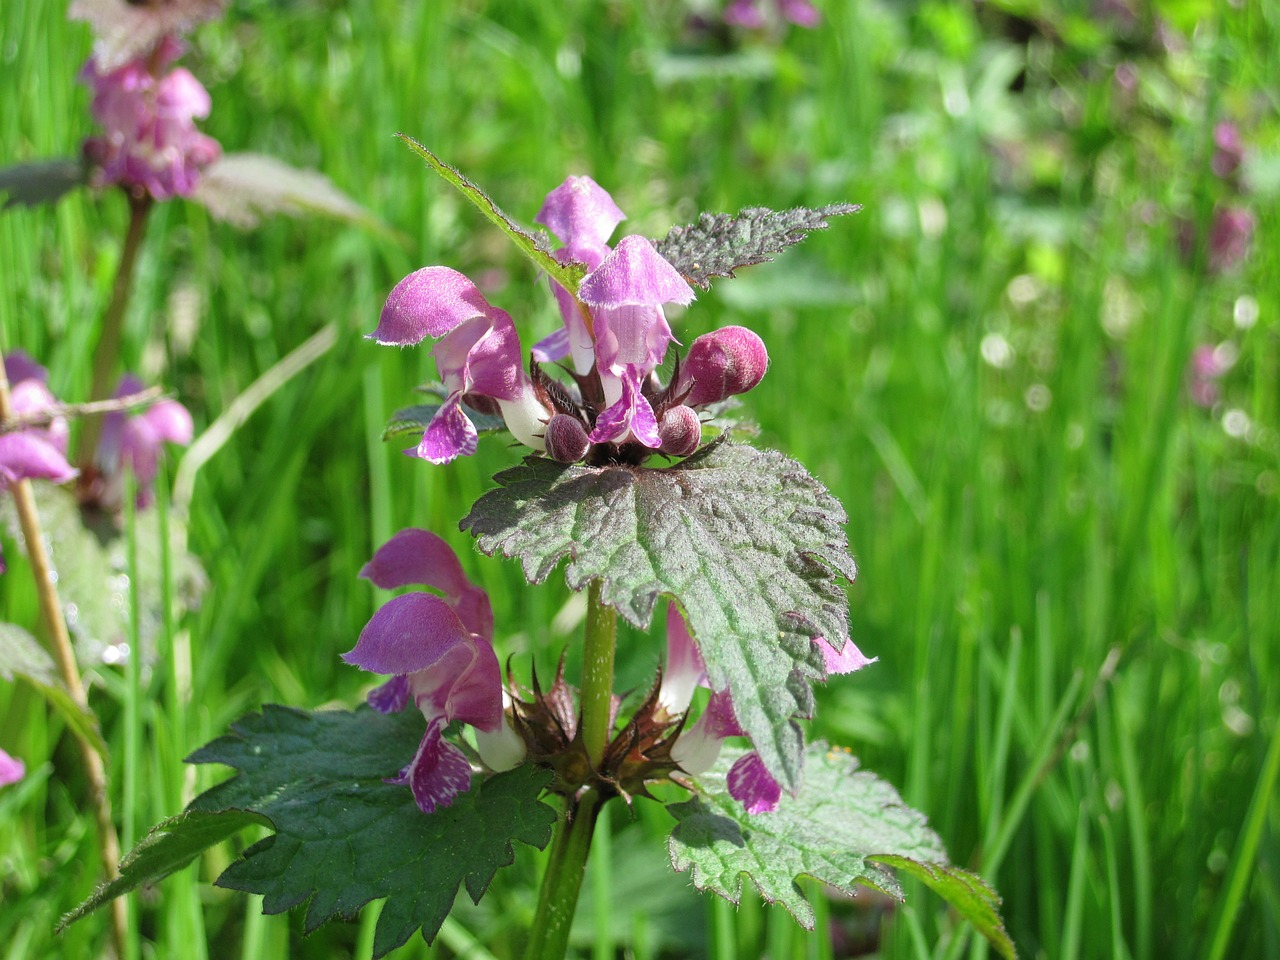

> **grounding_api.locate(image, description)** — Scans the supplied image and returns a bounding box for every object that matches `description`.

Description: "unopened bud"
[679,326,768,407]
[544,414,591,463]
[658,405,702,457]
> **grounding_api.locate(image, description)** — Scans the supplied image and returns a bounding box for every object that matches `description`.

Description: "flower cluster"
[80,35,221,200]
[374,176,768,467]
[0,353,77,573]
[343,530,525,814]
[94,374,194,509]
[723,0,821,29]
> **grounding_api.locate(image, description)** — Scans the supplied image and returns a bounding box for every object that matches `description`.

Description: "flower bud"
[544,415,591,463]
[678,326,768,407]
[658,405,702,457]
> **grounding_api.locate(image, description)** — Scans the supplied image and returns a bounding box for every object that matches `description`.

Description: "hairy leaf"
[669,744,1014,959]
[60,809,265,930]
[653,203,861,289]
[396,136,587,291]
[0,623,106,756]
[462,440,858,792]
[383,403,508,442]
[187,705,557,957]
[191,153,375,229]
[0,159,85,210]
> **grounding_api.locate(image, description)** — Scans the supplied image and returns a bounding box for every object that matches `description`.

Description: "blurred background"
[1,0,1277,957]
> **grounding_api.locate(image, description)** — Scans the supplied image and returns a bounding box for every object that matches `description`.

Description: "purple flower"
[724,0,821,29]
[674,325,769,407]
[96,375,193,508]
[1209,206,1255,273]
[1,359,77,572]
[580,236,696,447]
[343,529,524,813]
[69,0,227,72]
[1212,122,1245,181]
[660,605,873,814]
[372,267,551,464]
[1188,343,1235,409]
[0,748,24,787]
[81,36,222,200]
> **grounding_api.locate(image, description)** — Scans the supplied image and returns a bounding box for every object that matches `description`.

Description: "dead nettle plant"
[64,142,1015,960]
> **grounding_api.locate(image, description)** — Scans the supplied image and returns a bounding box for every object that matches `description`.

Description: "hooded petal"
[359,529,494,641]
[393,719,473,814]
[439,309,526,402]
[815,636,876,676]
[408,636,504,732]
[371,267,494,346]
[579,236,694,309]
[535,175,625,259]
[342,592,471,676]
[727,751,782,814]
[140,397,195,445]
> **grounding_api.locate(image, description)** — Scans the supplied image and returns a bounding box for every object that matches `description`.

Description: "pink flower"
[0,748,24,787]
[69,0,227,73]
[371,267,551,464]
[96,374,193,508]
[81,37,221,200]
[1211,122,1245,181]
[343,529,525,814]
[724,0,821,29]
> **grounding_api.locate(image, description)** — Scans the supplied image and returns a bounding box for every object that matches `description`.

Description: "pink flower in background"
[96,374,193,507]
[724,0,821,29]
[0,748,24,787]
[69,0,227,73]
[1208,206,1255,273]
[343,529,525,813]
[1188,343,1234,409]
[81,36,221,200]
[1211,122,1245,181]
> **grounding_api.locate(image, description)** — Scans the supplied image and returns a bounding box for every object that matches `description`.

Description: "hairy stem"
[523,790,603,960]
[78,192,152,473]
[579,578,617,769]
[0,357,128,959]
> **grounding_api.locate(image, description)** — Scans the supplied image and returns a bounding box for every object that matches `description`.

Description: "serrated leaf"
[395,136,586,292]
[653,204,861,289]
[190,153,377,229]
[871,855,1016,959]
[186,705,557,957]
[461,441,857,792]
[60,809,265,930]
[668,744,1014,959]
[383,403,509,442]
[0,623,106,756]
[0,159,86,210]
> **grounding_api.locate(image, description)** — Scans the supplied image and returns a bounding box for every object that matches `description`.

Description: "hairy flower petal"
[416,393,480,464]
[372,266,495,346]
[727,751,782,814]
[579,236,694,309]
[342,593,471,676]
[535,175,625,260]
[815,636,876,676]
[391,719,473,814]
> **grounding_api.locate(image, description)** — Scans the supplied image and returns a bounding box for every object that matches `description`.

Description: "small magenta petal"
[587,384,632,445]
[579,236,695,308]
[417,393,479,464]
[702,689,745,739]
[531,326,571,363]
[0,434,78,487]
[3,350,47,386]
[342,593,470,675]
[449,309,526,402]
[368,675,410,713]
[372,267,492,346]
[535,175,626,255]
[629,388,661,449]
[360,529,494,641]
[816,636,877,676]
[404,720,473,814]
[141,397,194,445]
[0,748,24,787]
[727,752,782,814]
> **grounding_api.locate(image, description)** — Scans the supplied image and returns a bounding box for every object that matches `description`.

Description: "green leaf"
[0,159,85,210]
[396,136,586,292]
[59,809,266,930]
[668,744,1015,960]
[0,623,107,756]
[461,440,857,792]
[652,204,861,290]
[187,705,557,957]
[383,402,508,442]
[872,855,1016,959]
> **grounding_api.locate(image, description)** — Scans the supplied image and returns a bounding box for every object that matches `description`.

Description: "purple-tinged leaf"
[0,160,86,210]
[461,440,858,793]
[653,203,861,290]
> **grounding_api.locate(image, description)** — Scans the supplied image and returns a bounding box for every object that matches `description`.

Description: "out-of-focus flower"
[372,268,551,464]
[1,354,77,572]
[1208,206,1255,273]
[1212,122,1245,181]
[69,0,227,73]
[81,36,221,200]
[343,529,525,814]
[1188,343,1236,409]
[724,0,821,29]
[96,374,193,507]
[0,748,24,787]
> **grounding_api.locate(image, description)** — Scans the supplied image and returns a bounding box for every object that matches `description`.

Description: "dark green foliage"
[462,440,858,793]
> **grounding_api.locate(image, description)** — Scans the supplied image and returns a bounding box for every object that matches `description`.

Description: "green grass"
[2,0,1278,957]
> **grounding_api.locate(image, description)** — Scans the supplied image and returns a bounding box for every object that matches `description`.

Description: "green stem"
[77,193,152,473]
[523,790,603,960]
[579,579,617,769]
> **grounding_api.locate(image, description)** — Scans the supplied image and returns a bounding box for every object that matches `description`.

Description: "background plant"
[1,0,1277,958]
